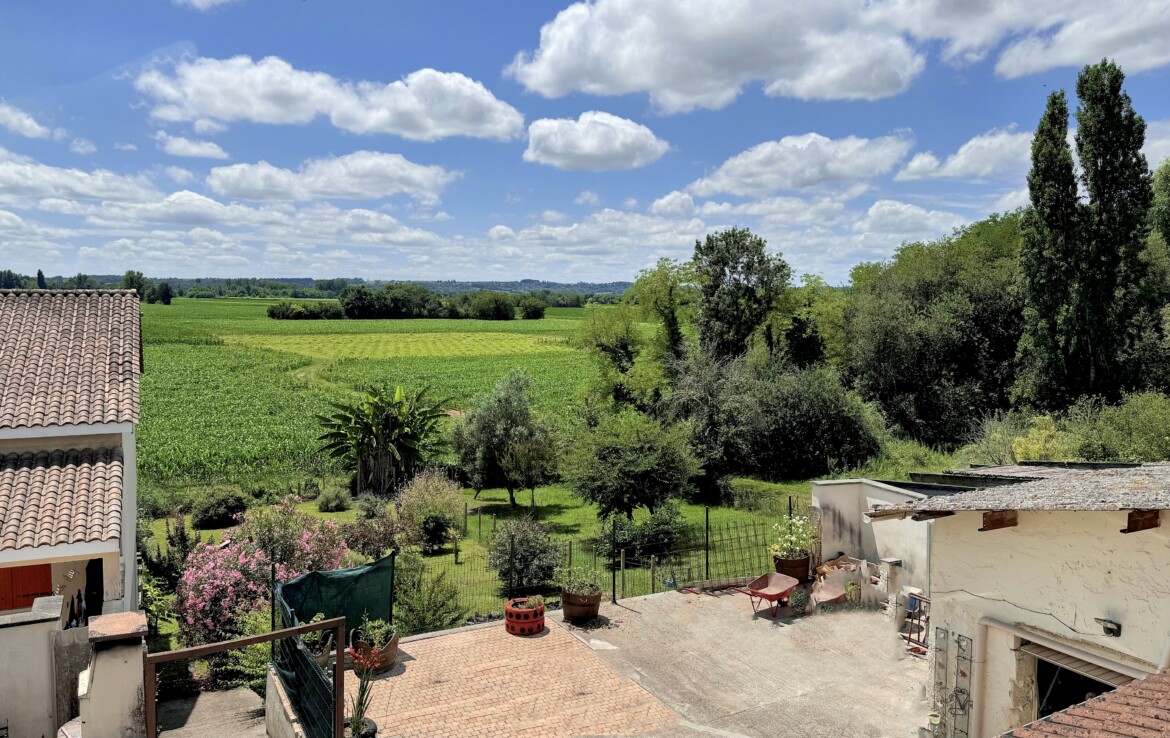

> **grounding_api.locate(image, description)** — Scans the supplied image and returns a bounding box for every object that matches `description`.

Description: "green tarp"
[276,555,394,640]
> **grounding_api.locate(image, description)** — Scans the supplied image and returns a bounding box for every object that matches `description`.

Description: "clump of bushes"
[191,488,249,529]
[487,518,560,593]
[267,300,344,320]
[317,487,352,513]
[518,296,547,320]
[396,470,463,554]
[468,290,516,320]
[594,503,687,561]
[392,553,467,636]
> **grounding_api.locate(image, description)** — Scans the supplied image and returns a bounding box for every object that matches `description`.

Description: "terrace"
[342,590,929,738]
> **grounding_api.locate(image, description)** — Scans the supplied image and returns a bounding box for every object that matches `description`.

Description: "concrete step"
[157,687,266,738]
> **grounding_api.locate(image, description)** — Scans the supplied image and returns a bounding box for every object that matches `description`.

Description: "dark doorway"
[84,558,104,622]
[1036,658,1115,718]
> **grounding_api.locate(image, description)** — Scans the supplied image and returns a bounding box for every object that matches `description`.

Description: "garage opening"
[1022,643,1133,720]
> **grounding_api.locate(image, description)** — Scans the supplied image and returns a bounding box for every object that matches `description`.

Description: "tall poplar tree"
[1017,60,1154,408]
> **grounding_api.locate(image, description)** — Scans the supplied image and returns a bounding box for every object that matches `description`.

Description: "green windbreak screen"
[277,555,394,640]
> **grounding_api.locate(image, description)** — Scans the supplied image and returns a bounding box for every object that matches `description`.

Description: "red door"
[0,564,53,610]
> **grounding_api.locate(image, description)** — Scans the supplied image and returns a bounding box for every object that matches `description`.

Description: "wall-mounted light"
[1093,618,1122,637]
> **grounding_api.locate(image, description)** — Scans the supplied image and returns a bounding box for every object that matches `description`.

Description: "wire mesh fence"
[414,500,820,625]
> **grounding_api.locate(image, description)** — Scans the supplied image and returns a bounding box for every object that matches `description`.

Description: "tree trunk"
[506,486,517,507]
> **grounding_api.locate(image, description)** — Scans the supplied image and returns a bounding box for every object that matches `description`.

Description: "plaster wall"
[814,480,931,594]
[265,666,308,738]
[78,642,145,738]
[0,615,57,738]
[930,510,1170,737]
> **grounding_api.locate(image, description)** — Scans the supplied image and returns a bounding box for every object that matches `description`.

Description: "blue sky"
[1,0,1169,284]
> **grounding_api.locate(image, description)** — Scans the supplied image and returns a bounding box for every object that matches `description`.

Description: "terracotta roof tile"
[0,289,140,429]
[0,447,123,552]
[1002,669,1170,736]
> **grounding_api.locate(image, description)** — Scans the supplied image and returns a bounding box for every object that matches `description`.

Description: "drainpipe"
[972,617,1152,738]
[1159,635,1170,671]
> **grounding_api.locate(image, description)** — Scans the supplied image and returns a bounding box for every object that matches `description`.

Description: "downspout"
[1159,635,1170,671]
[972,616,1153,738]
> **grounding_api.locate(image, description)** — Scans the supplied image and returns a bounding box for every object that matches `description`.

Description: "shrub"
[393,569,466,637]
[356,493,388,520]
[595,504,687,561]
[518,594,545,609]
[518,296,547,320]
[788,588,809,615]
[191,488,248,529]
[1011,416,1074,461]
[343,513,399,560]
[396,469,463,552]
[556,566,601,597]
[267,300,344,320]
[488,518,560,593]
[469,290,515,320]
[208,609,270,692]
[231,496,349,576]
[301,479,322,501]
[1067,392,1170,462]
[355,612,395,648]
[317,487,352,513]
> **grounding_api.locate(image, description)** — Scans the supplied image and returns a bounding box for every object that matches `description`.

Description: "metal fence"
[416,500,820,623]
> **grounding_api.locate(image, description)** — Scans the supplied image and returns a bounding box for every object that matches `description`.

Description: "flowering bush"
[769,516,814,560]
[175,496,348,645]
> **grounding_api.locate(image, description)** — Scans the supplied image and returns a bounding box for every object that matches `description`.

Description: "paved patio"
[355,590,930,738]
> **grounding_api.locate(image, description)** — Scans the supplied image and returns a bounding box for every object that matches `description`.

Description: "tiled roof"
[950,464,1089,479]
[0,290,141,429]
[1002,668,1170,737]
[875,464,1170,513]
[0,447,123,551]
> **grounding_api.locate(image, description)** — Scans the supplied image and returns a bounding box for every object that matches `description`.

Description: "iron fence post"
[704,506,710,582]
[388,550,396,626]
[788,495,793,519]
[509,533,516,601]
[611,517,617,604]
[270,558,276,658]
[464,502,469,535]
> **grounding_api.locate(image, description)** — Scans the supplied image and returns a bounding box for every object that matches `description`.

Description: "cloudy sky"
[2,1,1170,283]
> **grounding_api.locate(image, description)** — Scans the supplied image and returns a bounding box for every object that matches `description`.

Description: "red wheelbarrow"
[742,572,800,617]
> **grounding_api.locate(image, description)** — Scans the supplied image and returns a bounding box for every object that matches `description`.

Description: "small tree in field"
[565,410,699,519]
[318,385,448,496]
[157,282,174,305]
[451,370,546,506]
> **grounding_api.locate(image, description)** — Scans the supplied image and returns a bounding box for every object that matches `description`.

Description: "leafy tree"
[157,282,173,305]
[575,302,666,412]
[36,269,46,289]
[314,278,349,294]
[517,296,547,319]
[317,385,448,496]
[628,258,691,369]
[468,290,515,320]
[692,227,791,360]
[70,273,93,289]
[0,270,21,288]
[1153,159,1170,248]
[1017,60,1156,408]
[451,370,544,506]
[564,410,698,519]
[121,270,149,298]
[499,416,559,507]
[846,213,1024,445]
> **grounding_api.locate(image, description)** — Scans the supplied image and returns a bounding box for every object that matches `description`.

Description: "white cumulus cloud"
[206,151,458,204]
[508,0,925,113]
[689,132,912,197]
[136,56,524,141]
[574,190,599,206]
[896,128,1032,181]
[524,111,668,171]
[69,138,97,155]
[0,102,51,139]
[852,199,965,236]
[171,0,241,10]
[154,130,230,159]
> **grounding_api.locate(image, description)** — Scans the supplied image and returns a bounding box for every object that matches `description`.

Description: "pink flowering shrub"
[175,496,348,644]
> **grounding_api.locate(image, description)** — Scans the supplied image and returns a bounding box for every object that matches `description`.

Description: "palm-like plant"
[317,385,448,496]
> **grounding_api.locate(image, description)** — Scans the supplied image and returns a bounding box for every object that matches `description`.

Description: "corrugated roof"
[1001,668,1170,737]
[0,447,123,551]
[0,290,141,429]
[875,465,1170,513]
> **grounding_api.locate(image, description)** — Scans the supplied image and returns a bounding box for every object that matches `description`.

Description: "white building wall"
[0,615,57,738]
[930,510,1170,737]
[813,479,932,594]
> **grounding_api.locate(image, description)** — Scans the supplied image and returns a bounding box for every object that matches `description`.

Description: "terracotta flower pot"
[350,633,399,675]
[774,555,810,581]
[562,591,602,622]
[505,598,546,636]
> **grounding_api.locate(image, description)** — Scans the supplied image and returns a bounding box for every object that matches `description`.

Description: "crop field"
[139,298,595,490]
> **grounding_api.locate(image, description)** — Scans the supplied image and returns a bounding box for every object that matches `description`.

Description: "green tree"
[1017,60,1155,408]
[628,258,691,369]
[157,282,174,305]
[317,385,448,496]
[468,290,515,320]
[1153,159,1170,247]
[70,273,92,289]
[0,270,21,289]
[517,296,547,319]
[564,411,698,519]
[451,370,544,507]
[692,227,790,361]
[120,270,149,297]
[36,269,46,289]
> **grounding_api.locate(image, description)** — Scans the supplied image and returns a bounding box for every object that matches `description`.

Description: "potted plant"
[349,612,398,675]
[770,516,814,581]
[557,566,602,623]
[504,594,545,636]
[787,588,810,618]
[346,645,379,737]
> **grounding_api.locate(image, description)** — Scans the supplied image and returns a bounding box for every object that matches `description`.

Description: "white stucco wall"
[78,641,145,738]
[930,510,1170,736]
[813,479,931,594]
[0,615,57,738]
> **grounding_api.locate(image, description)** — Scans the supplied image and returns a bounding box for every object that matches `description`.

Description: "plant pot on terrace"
[349,614,398,675]
[505,596,546,636]
[769,516,814,582]
[347,717,378,738]
[557,566,602,623]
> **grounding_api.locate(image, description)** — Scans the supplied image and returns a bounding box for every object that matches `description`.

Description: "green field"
[139,298,595,492]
